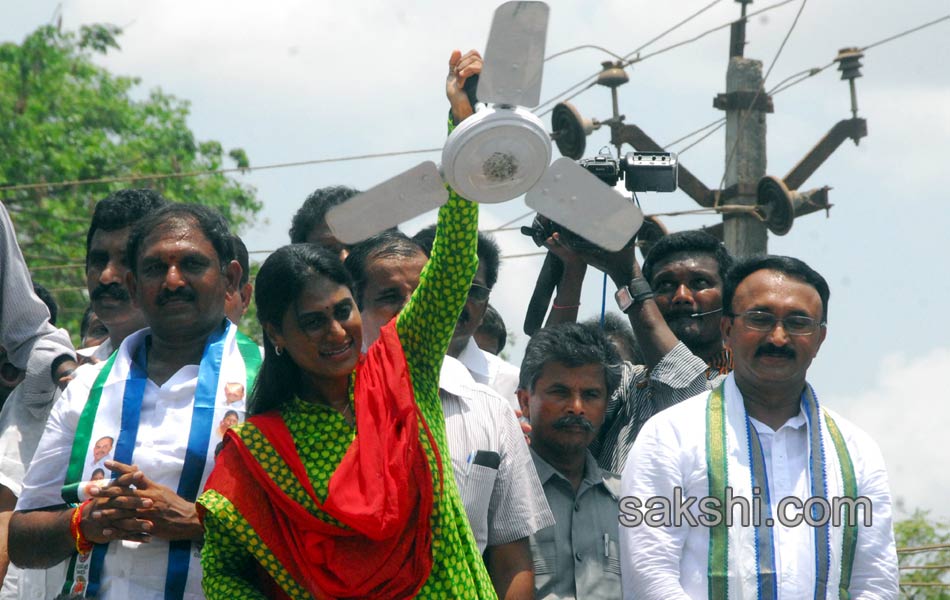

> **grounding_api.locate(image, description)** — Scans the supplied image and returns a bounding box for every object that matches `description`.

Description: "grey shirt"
[530,449,622,600]
[590,341,723,473]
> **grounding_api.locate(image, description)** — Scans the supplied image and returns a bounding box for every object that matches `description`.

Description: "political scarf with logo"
[59,320,261,599]
[705,373,859,600]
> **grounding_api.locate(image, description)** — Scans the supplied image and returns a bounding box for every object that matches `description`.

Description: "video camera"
[520,150,678,253]
[520,150,678,336]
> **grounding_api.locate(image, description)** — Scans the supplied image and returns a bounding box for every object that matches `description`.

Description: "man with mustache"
[85,189,170,358]
[545,230,735,473]
[413,226,521,409]
[620,256,898,599]
[10,204,259,600]
[517,322,624,600]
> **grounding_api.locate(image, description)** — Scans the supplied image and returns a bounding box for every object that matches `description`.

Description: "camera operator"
[542,228,734,473]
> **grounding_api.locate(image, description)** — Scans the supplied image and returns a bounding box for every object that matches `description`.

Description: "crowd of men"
[0,173,900,599]
[0,47,899,600]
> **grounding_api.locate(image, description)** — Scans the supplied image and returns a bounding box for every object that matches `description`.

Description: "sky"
[3,0,949,520]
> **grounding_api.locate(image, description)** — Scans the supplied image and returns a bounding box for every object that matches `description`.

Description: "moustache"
[755,344,796,359]
[553,414,595,432]
[156,288,197,306]
[90,283,130,303]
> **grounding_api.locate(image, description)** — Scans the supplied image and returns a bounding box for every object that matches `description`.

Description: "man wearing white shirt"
[347,225,553,599]
[619,255,898,599]
[0,190,165,599]
[412,224,521,409]
[9,203,258,600]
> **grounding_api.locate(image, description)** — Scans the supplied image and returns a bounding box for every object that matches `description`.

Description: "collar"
[439,355,478,397]
[457,337,492,380]
[531,448,619,500]
[727,372,810,433]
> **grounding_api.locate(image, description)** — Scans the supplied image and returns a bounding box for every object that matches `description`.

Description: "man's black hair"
[584,312,643,365]
[344,230,424,308]
[126,204,234,275]
[230,234,250,286]
[476,304,507,354]
[723,255,830,322]
[31,282,58,326]
[289,186,360,244]
[412,225,501,289]
[642,230,733,284]
[519,322,622,397]
[85,189,169,263]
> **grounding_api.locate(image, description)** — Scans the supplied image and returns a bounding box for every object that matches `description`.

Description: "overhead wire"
[545,44,624,63]
[534,0,797,117]
[622,0,724,61]
[3,9,948,199]
[0,147,441,196]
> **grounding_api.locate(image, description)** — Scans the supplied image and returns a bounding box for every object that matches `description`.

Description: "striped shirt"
[590,342,728,474]
[440,356,555,552]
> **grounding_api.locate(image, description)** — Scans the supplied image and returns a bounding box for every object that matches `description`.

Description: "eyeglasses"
[468,283,491,302]
[734,310,824,336]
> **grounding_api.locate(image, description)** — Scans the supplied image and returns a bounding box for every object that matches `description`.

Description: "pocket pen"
[603,533,609,558]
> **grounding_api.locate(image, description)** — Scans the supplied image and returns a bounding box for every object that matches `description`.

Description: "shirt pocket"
[604,534,621,575]
[459,462,499,549]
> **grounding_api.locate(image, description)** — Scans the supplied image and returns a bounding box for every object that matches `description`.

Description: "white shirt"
[16,338,246,600]
[456,337,521,410]
[619,378,899,600]
[440,356,554,553]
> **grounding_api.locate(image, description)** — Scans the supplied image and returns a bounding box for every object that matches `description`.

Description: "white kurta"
[16,331,249,600]
[619,373,899,600]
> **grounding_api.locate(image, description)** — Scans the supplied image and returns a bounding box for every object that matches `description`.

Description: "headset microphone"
[690,308,723,318]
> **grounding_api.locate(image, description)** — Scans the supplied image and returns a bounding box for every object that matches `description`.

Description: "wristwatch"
[615,277,655,313]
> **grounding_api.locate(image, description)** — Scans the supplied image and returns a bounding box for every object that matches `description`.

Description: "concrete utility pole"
[552,0,866,262]
[722,57,769,257]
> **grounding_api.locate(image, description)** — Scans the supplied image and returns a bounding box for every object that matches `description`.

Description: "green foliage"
[0,23,261,342]
[896,509,950,598]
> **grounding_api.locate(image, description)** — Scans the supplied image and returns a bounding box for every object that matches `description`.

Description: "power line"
[718,0,808,193]
[861,14,950,52]
[0,147,441,196]
[623,0,727,61]
[534,0,797,117]
[665,117,726,150]
[5,11,948,199]
[546,44,624,63]
[628,0,797,67]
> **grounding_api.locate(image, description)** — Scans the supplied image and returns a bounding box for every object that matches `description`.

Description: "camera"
[579,151,678,193]
[520,150,677,254]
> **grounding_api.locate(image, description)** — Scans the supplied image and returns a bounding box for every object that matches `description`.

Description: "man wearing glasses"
[413,225,521,409]
[618,255,898,599]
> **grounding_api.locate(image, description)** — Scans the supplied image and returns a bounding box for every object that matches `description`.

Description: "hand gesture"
[446,49,483,123]
[81,463,154,544]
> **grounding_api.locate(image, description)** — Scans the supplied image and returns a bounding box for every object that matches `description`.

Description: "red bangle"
[551,302,580,310]
[71,500,94,555]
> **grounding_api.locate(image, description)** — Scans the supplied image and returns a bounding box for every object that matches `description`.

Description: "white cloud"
[825,347,950,521]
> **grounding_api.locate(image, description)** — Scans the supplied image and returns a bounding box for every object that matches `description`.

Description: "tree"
[0,22,262,340]
[895,510,950,599]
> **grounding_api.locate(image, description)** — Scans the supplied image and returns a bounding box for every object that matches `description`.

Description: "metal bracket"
[713,90,774,112]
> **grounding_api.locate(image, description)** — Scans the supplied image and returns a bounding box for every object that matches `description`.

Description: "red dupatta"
[200,321,443,599]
